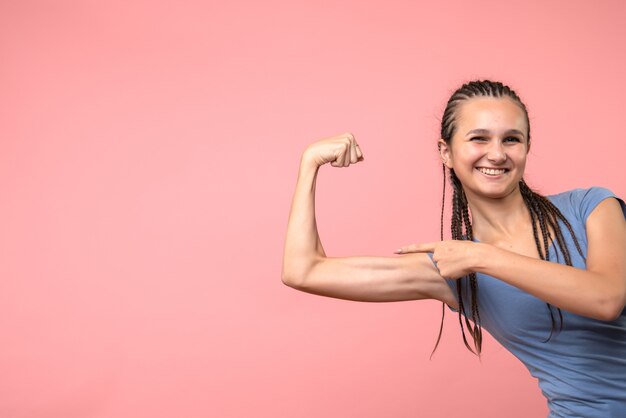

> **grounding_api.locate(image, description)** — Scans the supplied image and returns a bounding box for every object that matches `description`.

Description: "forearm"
[299,253,445,302]
[282,155,326,284]
[478,245,626,321]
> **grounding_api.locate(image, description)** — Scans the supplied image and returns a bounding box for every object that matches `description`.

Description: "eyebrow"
[466,129,526,138]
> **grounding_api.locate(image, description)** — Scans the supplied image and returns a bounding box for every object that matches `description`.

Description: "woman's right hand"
[302,132,364,168]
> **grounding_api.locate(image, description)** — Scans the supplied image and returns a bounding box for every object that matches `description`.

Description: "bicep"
[585,198,626,302]
[291,252,456,305]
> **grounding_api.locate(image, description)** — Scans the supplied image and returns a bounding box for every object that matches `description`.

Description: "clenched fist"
[302,132,364,168]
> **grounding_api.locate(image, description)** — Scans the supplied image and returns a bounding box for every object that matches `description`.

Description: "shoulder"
[547,186,626,223]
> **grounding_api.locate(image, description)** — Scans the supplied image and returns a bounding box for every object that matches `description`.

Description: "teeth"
[478,168,506,176]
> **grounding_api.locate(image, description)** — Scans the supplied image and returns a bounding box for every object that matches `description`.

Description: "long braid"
[454,171,483,354]
[519,181,585,339]
[427,170,485,355]
[430,163,449,359]
[432,80,586,356]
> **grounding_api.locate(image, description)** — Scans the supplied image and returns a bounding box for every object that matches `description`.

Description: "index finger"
[394,242,437,254]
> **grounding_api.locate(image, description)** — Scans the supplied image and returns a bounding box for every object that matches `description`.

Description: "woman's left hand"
[394,240,486,280]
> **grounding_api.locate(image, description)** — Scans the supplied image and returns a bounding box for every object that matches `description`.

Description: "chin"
[465,184,519,200]
[484,185,519,199]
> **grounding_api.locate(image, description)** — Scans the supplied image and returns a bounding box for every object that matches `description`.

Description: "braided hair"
[431,80,585,356]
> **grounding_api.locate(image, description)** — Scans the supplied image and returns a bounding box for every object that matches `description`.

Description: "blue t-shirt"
[440,187,626,418]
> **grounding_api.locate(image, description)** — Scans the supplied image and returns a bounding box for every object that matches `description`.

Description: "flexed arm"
[281,133,456,305]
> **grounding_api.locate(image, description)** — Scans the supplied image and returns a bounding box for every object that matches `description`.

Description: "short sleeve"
[573,187,626,223]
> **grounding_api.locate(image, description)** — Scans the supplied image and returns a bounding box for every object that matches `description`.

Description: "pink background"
[2,1,625,417]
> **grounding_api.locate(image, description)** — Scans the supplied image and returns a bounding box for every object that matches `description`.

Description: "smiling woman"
[281,80,626,418]
[439,96,530,202]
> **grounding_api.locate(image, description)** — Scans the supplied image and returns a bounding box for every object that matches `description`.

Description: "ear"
[438,139,453,169]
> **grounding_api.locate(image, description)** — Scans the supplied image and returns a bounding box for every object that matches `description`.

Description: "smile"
[476,167,508,176]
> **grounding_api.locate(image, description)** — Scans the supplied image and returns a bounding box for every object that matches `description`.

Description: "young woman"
[281,80,626,417]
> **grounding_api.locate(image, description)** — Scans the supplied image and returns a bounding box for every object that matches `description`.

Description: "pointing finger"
[394,242,437,254]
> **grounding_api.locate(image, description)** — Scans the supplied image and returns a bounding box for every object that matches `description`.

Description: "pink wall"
[1,1,625,417]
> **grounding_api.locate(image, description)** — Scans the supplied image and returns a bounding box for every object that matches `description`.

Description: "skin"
[282,98,626,321]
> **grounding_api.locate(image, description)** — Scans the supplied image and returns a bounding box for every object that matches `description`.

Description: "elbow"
[281,261,317,290]
[600,302,625,322]
[281,271,302,289]
[281,272,312,292]
[281,257,320,290]
[597,306,623,322]
[596,292,626,322]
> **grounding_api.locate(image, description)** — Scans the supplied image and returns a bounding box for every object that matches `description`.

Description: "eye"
[504,136,522,143]
[470,136,487,142]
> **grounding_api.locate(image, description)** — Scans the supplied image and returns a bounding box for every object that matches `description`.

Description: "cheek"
[453,146,483,167]
[512,149,528,166]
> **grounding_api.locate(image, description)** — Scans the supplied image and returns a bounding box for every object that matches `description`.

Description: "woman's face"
[439,97,530,201]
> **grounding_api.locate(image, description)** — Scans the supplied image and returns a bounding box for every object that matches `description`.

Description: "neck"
[463,184,531,243]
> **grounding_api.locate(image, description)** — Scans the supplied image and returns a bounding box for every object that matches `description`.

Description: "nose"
[487,140,507,164]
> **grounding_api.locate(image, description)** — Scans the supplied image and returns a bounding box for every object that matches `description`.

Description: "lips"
[476,167,508,176]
